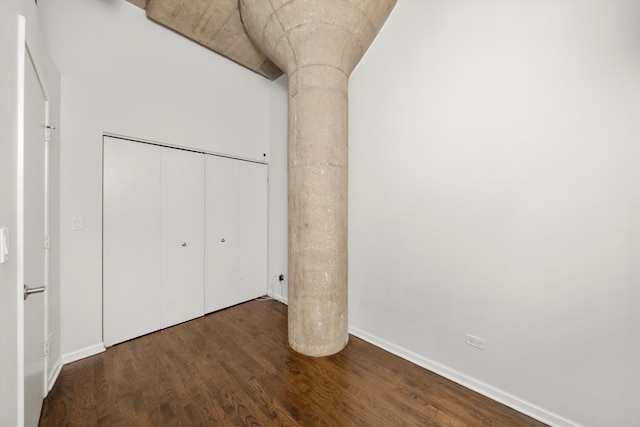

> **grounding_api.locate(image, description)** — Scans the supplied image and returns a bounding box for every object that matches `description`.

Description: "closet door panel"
[205,156,267,313]
[205,155,238,313]
[235,161,268,303]
[160,148,205,328]
[103,137,162,346]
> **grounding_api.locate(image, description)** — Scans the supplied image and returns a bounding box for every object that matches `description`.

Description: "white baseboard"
[267,289,288,304]
[61,343,105,365]
[348,326,583,427]
[47,357,62,392]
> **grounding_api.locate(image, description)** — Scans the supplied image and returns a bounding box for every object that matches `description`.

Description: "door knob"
[181,242,187,247]
[221,238,225,243]
[24,284,45,300]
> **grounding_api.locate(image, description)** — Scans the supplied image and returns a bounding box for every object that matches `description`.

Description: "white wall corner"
[266,272,288,305]
[266,289,288,305]
[47,357,62,393]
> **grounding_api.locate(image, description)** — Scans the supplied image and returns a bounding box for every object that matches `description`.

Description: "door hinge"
[44,332,53,357]
[44,234,50,249]
[44,125,55,142]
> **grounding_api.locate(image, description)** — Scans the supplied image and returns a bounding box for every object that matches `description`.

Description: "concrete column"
[240,0,396,356]
[287,65,349,356]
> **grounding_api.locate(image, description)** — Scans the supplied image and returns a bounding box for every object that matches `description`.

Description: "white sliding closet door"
[105,136,267,345]
[103,137,162,346]
[103,138,205,346]
[160,148,205,328]
[205,156,268,313]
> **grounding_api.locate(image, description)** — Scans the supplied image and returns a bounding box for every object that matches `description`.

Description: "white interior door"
[205,156,268,313]
[160,147,205,328]
[103,137,162,346]
[21,35,49,427]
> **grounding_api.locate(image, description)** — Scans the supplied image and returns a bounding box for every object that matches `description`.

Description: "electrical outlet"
[465,333,486,350]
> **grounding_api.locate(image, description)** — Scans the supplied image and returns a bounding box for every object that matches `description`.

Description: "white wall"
[38,0,272,361]
[269,1,640,426]
[268,77,289,302]
[1,1,62,424]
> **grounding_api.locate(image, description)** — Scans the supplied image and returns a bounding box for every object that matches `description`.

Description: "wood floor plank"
[40,299,547,427]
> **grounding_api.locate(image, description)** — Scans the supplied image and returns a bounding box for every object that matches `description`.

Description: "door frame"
[16,14,52,426]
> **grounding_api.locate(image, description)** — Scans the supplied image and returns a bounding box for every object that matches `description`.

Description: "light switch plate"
[72,216,84,231]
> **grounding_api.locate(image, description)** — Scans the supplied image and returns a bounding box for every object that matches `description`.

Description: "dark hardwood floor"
[40,299,547,426]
